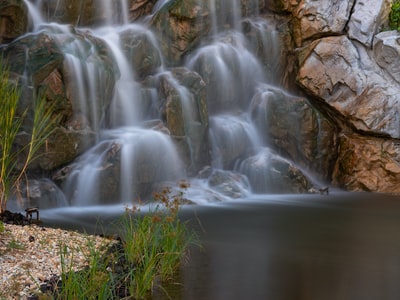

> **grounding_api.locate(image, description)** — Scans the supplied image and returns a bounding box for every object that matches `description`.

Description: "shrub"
[389,1,400,31]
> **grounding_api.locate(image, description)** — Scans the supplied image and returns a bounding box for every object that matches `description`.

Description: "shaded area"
[155,193,400,300]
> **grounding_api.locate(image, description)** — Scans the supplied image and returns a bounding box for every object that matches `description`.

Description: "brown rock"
[332,134,400,193]
[0,0,28,44]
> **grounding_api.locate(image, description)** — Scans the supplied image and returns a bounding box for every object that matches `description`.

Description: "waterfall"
[13,0,317,207]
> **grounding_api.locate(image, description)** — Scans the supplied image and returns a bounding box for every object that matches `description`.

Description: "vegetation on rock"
[0,59,58,213]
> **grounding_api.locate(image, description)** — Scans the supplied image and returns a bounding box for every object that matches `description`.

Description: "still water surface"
[42,192,400,300]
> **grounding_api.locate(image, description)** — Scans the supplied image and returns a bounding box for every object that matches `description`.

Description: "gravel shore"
[0,223,111,299]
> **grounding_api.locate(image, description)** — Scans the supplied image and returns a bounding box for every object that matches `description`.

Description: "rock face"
[293,0,400,193]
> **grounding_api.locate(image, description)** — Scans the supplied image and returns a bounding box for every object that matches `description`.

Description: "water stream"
[16,0,304,207]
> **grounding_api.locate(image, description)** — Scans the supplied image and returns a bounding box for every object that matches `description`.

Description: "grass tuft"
[37,181,199,299]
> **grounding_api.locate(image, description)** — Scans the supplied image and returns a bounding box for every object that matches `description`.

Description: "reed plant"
[0,58,58,213]
[116,181,199,298]
[52,181,199,299]
[58,238,116,299]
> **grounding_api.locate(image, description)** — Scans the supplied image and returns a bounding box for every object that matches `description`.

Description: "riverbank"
[0,223,111,299]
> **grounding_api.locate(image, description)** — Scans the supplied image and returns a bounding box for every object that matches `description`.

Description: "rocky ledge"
[0,220,111,299]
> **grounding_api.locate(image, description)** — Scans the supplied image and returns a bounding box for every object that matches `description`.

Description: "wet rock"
[242,17,293,87]
[128,0,158,21]
[250,85,338,181]
[0,0,28,44]
[208,169,250,198]
[0,210,28,225]
[210,114,255,169]
[39,0,123,27]
[119,26,162,79]
[17,179,68,209]
[0,26,117,171]
[237,148,312,194]
[150,0,211,66]
[157,67,210,174]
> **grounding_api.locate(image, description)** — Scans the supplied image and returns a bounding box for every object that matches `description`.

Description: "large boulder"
[0,0,28,44]
[347,0,391,48]
[291,0,355,46]
[237,148,313,194]
[119,26,162,79]
[373,30,400,84]
[157,67,210,174]
[250,85,338,181]
[296,35,400,139]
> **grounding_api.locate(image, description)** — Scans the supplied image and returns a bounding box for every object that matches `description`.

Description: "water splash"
[63,127,184,206]
[187,31,265,113]
[210,114,261,169]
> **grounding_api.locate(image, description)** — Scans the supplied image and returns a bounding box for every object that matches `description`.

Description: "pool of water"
[41,192,400,300]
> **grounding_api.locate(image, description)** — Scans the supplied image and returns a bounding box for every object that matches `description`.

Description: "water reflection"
[41,193,400,300]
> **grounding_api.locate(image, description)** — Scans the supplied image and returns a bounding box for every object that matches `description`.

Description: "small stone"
[29,236,35,242]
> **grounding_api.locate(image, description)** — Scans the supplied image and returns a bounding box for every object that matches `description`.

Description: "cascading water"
[14,0,319,207]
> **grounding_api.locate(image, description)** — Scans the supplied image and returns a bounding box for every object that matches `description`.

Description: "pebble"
[0,223,111,299]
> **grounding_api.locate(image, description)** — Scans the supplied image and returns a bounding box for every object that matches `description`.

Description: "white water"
[16,0,320,207]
